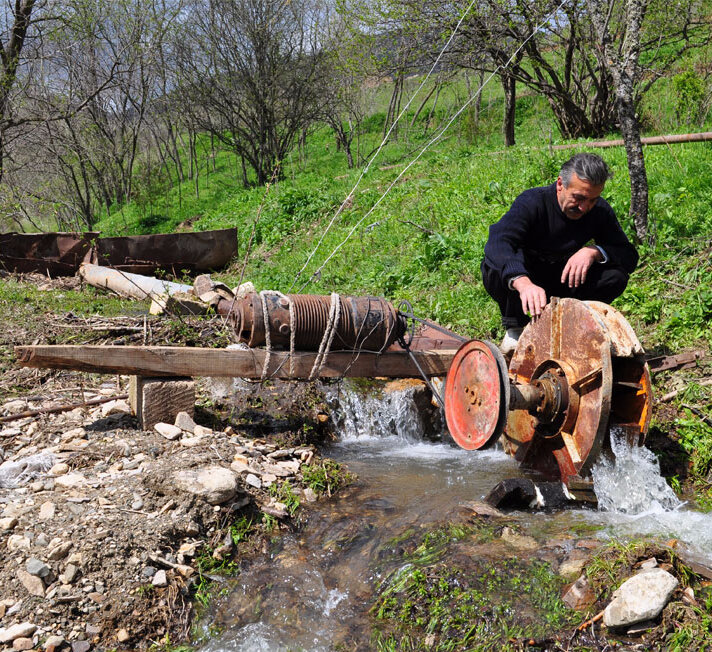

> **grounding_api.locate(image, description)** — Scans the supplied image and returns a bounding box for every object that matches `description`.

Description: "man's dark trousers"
[481,259,630,329]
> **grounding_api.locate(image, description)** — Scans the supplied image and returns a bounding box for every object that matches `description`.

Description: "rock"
[562,574,596,610]
[49,462,69,476]
[47,541,72,560]
[0,516,18,530]
[12,637,34,650]
[230,459,250,474]
[71,641,91,652]
[303,487,317,503]
[174,411,196,433]
[141,566,157,578]
[559,558,587,578]
[170,466,238,504]
[61,563,80,584]
[101,399,131,417]
[639,557,658,570]
[44,635,65,650]
[194,425,213,437]
[0,623,37,644]
[245,473,262,489]
[116,629,130,643]
[276,460,301,474]
[7,534,31,552]
[39,501,56,520]
[54,472,85,488]
[603,568,679,628]
[152,570,168,587]
[500,527,538,551]
[460,500,504,518]
[26,557,51,578]
[485,478,579,510]
[17,568,45,596]
[155,423,182,441]
[88,592,105,603]
[180,434,204,448]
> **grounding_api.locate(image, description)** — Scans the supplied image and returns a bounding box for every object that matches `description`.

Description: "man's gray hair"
[559,153,611,187]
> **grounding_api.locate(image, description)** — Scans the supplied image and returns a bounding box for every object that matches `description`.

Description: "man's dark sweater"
[483,183,638,287]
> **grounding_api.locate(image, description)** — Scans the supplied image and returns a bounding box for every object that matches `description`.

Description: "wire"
[289,0,481,292]
[296,0,570,291]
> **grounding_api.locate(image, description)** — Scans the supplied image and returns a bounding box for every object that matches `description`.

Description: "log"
[14,345,457,379]
[79,263,193,301]
[553,131,712,151]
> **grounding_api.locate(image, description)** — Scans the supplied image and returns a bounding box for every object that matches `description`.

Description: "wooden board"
[14,345,458,379]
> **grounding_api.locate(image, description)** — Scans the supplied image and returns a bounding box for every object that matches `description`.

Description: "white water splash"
[326,381,442,442]
[591,428,682,513]
[591,428,712,562]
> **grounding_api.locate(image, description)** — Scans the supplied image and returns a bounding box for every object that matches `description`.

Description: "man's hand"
[512,276,547,319]
[561,246,602,288]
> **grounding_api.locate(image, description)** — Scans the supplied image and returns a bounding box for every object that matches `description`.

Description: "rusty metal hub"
[444,298,653,485]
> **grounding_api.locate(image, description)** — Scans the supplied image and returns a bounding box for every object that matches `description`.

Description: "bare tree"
[175,0,329,186]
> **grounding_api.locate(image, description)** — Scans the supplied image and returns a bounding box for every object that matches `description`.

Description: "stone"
[603,568,679,628]
[0,623,37,644]
[460,500,504,518]
[0,516,18,530]
[49,463,69,476]
[500,527,538,551]
[170,466,238,504]
[303,487,318,503]
[7,534,31,552]
[116,629,130,643]
[562,574,596,610]
[44,635,65,650]
[54,473,85,488]
[639,558,658,570]
[193,425,213,437]
[245,473,262,489]
[61,563,80,584]
[17,568,45,596]
[152,570,168,587]
[129,376,195,431]
[87,592,105,604]
[559,558,586,578]
[39,501,56,520]
[12,637,34,650]
[26,557,51,578]
[174,411,196,433]
[230,459,250,474]
[276,460,301,474]
[101,399,131,417]
[155,423,182,441]
[47,541,73,560]
[71,641,91,652]
[180,434,204,448]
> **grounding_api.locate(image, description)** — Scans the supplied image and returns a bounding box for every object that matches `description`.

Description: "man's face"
[556,173,604,220]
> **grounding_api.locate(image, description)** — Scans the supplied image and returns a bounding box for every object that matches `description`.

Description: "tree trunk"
[587,0,650,241]
[502,73,516,147]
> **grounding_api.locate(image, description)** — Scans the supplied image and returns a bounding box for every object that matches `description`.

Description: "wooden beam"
[14,345,458,379]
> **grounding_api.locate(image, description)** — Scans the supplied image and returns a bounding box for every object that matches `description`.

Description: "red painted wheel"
[444,339,508,450]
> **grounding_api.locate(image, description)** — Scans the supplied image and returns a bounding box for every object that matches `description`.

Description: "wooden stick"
[658,378,712,403]
[0,394,129,424]
[577,610,604,631]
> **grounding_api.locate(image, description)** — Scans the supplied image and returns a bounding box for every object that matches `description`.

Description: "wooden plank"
[14,345,458,379]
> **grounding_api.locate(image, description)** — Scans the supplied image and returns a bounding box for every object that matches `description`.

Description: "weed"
[269,480,301,515]
[301,459,354,496]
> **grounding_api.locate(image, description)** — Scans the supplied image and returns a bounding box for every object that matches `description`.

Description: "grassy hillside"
[96,81,712,351]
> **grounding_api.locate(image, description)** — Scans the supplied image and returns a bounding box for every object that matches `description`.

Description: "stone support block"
[129,376,195,431]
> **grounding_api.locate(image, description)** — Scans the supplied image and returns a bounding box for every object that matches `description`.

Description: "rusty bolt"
[279,323,290,335]
[279,297,290,308]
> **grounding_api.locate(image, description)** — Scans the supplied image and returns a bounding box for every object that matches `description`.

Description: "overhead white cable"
[297,1,569,292]
[289,0,480,291]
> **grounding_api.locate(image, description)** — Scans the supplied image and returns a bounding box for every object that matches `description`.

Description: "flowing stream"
[198,382,712,651]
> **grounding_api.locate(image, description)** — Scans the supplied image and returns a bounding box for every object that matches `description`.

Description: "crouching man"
[481,153,638,354]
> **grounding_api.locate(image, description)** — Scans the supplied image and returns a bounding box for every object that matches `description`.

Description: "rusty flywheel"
[444,298,652,485]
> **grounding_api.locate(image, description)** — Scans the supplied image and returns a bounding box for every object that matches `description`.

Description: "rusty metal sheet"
[646,350,706,373]
[90,228,238,274]
[0,232,99,276]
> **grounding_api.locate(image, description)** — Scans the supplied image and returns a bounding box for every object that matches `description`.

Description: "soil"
[0,274,339,650]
